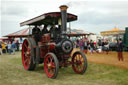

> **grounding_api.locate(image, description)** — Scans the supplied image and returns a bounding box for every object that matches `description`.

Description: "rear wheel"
[72,51,87,74]
[22,39,36,70]
[44,53,59,79]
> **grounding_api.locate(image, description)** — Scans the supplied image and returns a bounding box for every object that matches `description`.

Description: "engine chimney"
[59,5,68,34]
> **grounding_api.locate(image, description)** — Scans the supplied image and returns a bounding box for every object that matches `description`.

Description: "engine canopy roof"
[20,12,77,27]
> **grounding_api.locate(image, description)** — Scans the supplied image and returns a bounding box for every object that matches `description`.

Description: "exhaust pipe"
[59,5,68,35]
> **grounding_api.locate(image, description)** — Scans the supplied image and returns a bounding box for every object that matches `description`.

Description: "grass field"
[0,51,128,85]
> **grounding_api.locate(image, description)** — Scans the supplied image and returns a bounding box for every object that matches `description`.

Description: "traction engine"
[20,5,88,79]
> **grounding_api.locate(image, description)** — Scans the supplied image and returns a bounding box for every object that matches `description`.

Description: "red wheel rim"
[72,54,85,73]
[44,55,56,78]
[22,39,31,70]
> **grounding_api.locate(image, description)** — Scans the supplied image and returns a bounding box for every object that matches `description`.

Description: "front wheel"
[72,51,87,74]
[44,53,59,79]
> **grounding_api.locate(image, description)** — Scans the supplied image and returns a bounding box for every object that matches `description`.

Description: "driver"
[49,25,56,40]
[32,25,41,44]
[42,25,49,35]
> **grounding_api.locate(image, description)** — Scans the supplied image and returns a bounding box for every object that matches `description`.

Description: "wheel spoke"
[52,63,55,68]
[24,52,26,56]
[24,58,28,65]
[47,58,50,64]
[74,61,77,64]
[80,55,83,60]
[49,69,53,75]
[24,49,30,65]
[74,57,77,63]
[50,57,53,63]
[77,55,79,61]
[80,64,83,70]
[81,57,84,63]
[79,55,81,61]
[53,69,55,73]
[24,43,28,49]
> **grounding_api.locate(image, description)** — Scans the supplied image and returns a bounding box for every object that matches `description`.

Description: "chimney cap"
[59,5,68,10]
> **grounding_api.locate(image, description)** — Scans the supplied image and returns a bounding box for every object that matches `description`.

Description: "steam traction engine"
[20,5,88,79]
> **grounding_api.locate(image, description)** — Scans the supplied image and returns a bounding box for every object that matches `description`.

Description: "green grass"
[0,52,128,85]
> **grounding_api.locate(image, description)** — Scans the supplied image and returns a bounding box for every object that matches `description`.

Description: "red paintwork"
[22,39,31,70]
[49,43,55,50]
[44,54,56,78]
[40,47,48,58]
[38,34,56,58]
[39,42,55,58]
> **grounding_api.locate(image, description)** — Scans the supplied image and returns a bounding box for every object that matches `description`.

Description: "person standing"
[90,40,94,55]
[98,39,102,52]
[76,40,79,48]
[11,41,16,55]
[79,39,84,51]
[8,42,12,55]
[104,40,109,54]
[102,40,105,53]
[117,39,124,61]
[5,41,8,53]
[16,40,19,51]
[83,39,88,54]
[0,42,3,55]
[2,42,6,53]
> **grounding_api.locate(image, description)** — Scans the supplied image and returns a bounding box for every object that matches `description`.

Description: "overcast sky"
[0,0,128,37]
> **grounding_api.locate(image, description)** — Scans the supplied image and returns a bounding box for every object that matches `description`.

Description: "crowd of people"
[73,38,124,61]
[73,38,109,54]
[0,40,20,55]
